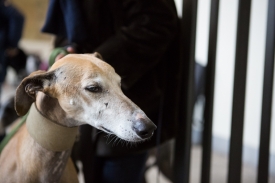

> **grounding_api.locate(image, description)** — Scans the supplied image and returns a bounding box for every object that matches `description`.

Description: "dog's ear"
[15,70,56,116]
[93,52,103,60]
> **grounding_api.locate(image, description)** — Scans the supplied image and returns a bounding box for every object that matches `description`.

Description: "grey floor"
[144,145,275,183]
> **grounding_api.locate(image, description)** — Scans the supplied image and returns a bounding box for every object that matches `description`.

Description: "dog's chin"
[101,127,113,134]
[116,136,148,143]
[100,127,150,142]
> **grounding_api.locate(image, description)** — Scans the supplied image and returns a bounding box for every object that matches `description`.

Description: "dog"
[0,53,156,183]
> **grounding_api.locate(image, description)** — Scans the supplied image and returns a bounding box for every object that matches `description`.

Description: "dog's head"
[15,54,156,142]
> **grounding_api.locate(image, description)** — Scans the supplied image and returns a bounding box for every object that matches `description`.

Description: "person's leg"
[93,152,148,183]
[0,50,7,105]
[4,5,24,48]
[78,125,94,183]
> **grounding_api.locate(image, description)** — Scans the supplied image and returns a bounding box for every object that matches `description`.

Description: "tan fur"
[0,123,78,183]
[0,54,156,182]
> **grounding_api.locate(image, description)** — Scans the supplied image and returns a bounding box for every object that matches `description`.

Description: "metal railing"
[174,0,275,183]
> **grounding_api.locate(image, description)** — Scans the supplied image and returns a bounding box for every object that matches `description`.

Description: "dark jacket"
[0,1,24,83]
[0,1,24,49]
[42,0,182,156]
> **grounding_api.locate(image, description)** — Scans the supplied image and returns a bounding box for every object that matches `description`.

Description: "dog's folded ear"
[15,70,56,116]
[93,52,103,60]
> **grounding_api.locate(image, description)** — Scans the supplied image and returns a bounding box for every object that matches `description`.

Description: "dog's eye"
[85,86,102,93]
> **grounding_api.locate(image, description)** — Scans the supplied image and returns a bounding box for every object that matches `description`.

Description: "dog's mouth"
[101,127,113,134]
[100,127,147,142]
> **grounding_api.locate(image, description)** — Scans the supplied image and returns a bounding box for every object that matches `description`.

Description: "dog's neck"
[26,103,78,152]
[24,99,78,182]
[35,92,78,127]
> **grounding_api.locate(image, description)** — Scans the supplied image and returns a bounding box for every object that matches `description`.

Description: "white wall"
[195,0,211,66]
[244,0,268,152]
[212,0,238,141]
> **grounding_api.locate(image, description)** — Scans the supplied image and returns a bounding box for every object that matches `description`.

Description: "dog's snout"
[132,118,157,139]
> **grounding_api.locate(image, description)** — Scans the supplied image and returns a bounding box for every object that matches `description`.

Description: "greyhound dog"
[0,53,156,183]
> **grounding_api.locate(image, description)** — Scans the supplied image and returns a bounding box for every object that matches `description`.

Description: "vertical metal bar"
[257,0,275,182]
[173,0,198,182]
[228,0,252,183]
[200,0,220,183]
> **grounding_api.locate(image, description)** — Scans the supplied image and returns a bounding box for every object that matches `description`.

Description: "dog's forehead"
[50,54,121,83]
[50,54,111,71]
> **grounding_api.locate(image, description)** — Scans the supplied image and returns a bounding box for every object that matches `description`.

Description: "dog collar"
[26,103,78,152]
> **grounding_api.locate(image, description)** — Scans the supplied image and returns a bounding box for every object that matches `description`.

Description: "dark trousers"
[77,125,148,183]
[92,152,148,183]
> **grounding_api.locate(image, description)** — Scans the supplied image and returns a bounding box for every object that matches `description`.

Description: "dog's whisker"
[108,135,117,145]
[116,137,123,147]
[105,134,111,144]
[104,132,116,145]
[119,139,123,147]
[96,130,103,135]
[112,136,120,147]
[106,135,113,145]
[113,137,118,146]
[120,139,125,147]
[118,138,124,147]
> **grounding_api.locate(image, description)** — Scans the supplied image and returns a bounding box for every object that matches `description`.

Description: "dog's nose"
[132,118,157,139]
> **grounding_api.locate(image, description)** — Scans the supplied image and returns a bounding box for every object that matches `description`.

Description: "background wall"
[12,0,50,40]
[8,0,53,61]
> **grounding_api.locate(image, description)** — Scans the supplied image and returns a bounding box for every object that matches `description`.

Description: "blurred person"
[42,0,182,182]
[0,0,24,100]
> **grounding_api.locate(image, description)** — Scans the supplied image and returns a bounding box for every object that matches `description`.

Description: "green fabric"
[0,113,28,154]
[49,47,68,67]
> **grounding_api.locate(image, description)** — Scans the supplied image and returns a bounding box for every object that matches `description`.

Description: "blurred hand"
[55,46,75,62]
